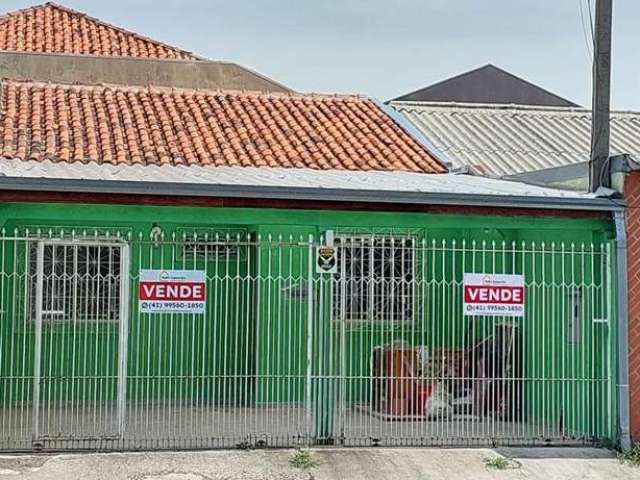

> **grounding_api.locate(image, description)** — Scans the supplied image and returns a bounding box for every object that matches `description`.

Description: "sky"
[5,0,640,110]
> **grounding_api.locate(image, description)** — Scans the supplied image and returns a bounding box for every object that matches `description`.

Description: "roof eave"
[0,176,623,212]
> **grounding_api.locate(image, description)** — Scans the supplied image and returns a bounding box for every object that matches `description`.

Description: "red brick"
[626,170,640,441]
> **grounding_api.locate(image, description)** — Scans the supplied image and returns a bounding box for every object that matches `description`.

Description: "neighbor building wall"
[624,170,640,442]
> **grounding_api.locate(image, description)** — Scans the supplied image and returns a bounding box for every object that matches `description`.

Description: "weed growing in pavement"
[289,449,320,480]
[619,443,640,467]
[289,449,320,471]
[483,455,520,470]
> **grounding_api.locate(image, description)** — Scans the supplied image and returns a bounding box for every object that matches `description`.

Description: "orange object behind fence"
[372,345,420,416]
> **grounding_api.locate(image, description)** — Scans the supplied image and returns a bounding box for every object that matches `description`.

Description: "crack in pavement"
[132,471,214,480]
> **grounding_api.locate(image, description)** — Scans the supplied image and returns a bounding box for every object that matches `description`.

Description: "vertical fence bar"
[117,244,130,436]
[31,241,44,443]
[606,240,615,441]
[305,235,314,445]
[338,236,347,444]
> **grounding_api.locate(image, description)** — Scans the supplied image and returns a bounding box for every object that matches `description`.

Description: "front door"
[32,240,129,446]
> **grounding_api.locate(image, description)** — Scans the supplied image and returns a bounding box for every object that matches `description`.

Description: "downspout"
[614,210,631,449]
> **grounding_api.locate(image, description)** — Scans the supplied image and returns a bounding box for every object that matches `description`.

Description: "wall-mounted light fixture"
[150,224,163,247]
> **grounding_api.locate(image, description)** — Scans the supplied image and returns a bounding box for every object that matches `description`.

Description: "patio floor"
[0,403,591,451]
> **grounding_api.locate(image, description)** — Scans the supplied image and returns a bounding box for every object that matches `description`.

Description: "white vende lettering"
[142,284,155,297]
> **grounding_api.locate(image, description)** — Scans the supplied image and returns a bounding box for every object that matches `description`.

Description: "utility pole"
[589,0,613,192]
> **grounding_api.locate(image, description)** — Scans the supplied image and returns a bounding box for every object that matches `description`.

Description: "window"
[334,236,416,322]
[28,242,123,322]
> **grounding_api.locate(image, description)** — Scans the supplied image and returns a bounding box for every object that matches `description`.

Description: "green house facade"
[0,170,625,450]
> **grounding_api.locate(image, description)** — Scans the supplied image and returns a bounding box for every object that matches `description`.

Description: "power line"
[578,0,594,59]
[587,0,595,44]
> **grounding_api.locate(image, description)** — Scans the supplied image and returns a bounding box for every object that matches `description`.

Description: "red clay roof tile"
[0,2,199,60]
[0,79,445,173]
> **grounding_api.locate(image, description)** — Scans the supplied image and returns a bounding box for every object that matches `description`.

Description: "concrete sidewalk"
[0,447,638,480]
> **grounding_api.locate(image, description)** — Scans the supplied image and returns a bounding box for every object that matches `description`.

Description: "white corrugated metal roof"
[390,101,640,177]
[0,158,603,201]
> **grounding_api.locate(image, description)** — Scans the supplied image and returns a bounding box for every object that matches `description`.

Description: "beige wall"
[0,51,290,92]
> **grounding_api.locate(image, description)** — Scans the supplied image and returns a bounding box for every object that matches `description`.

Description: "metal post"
[117,244,130,436]
[305,235,314,445]
[338,238,347,444]
[32,241,44,443]
[613,211,631,449]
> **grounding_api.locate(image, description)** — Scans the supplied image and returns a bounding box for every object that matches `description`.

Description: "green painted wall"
[0,201,617,441]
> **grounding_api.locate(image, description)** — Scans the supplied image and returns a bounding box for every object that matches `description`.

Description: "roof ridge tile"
[0,78,371,102]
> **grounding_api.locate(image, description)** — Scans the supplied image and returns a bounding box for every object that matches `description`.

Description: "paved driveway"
[0,447,638,480]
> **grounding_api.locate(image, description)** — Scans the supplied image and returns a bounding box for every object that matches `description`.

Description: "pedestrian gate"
[0,229,616,451]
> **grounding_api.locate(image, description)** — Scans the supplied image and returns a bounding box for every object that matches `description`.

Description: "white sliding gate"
[0,229,615,451]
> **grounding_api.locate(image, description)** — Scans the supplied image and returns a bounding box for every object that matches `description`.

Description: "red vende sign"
[463,285,524,305]
[139,270,206,314]
[463,273,524,317]
[139,282,205,301]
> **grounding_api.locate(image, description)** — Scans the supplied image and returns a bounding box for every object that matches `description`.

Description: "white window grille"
[179,229,247,261]
[182,240,242,260]
[28,242,123,322]
[334,236,416,322]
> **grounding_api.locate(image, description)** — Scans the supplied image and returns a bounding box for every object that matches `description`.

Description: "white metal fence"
[0,229,615,451]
